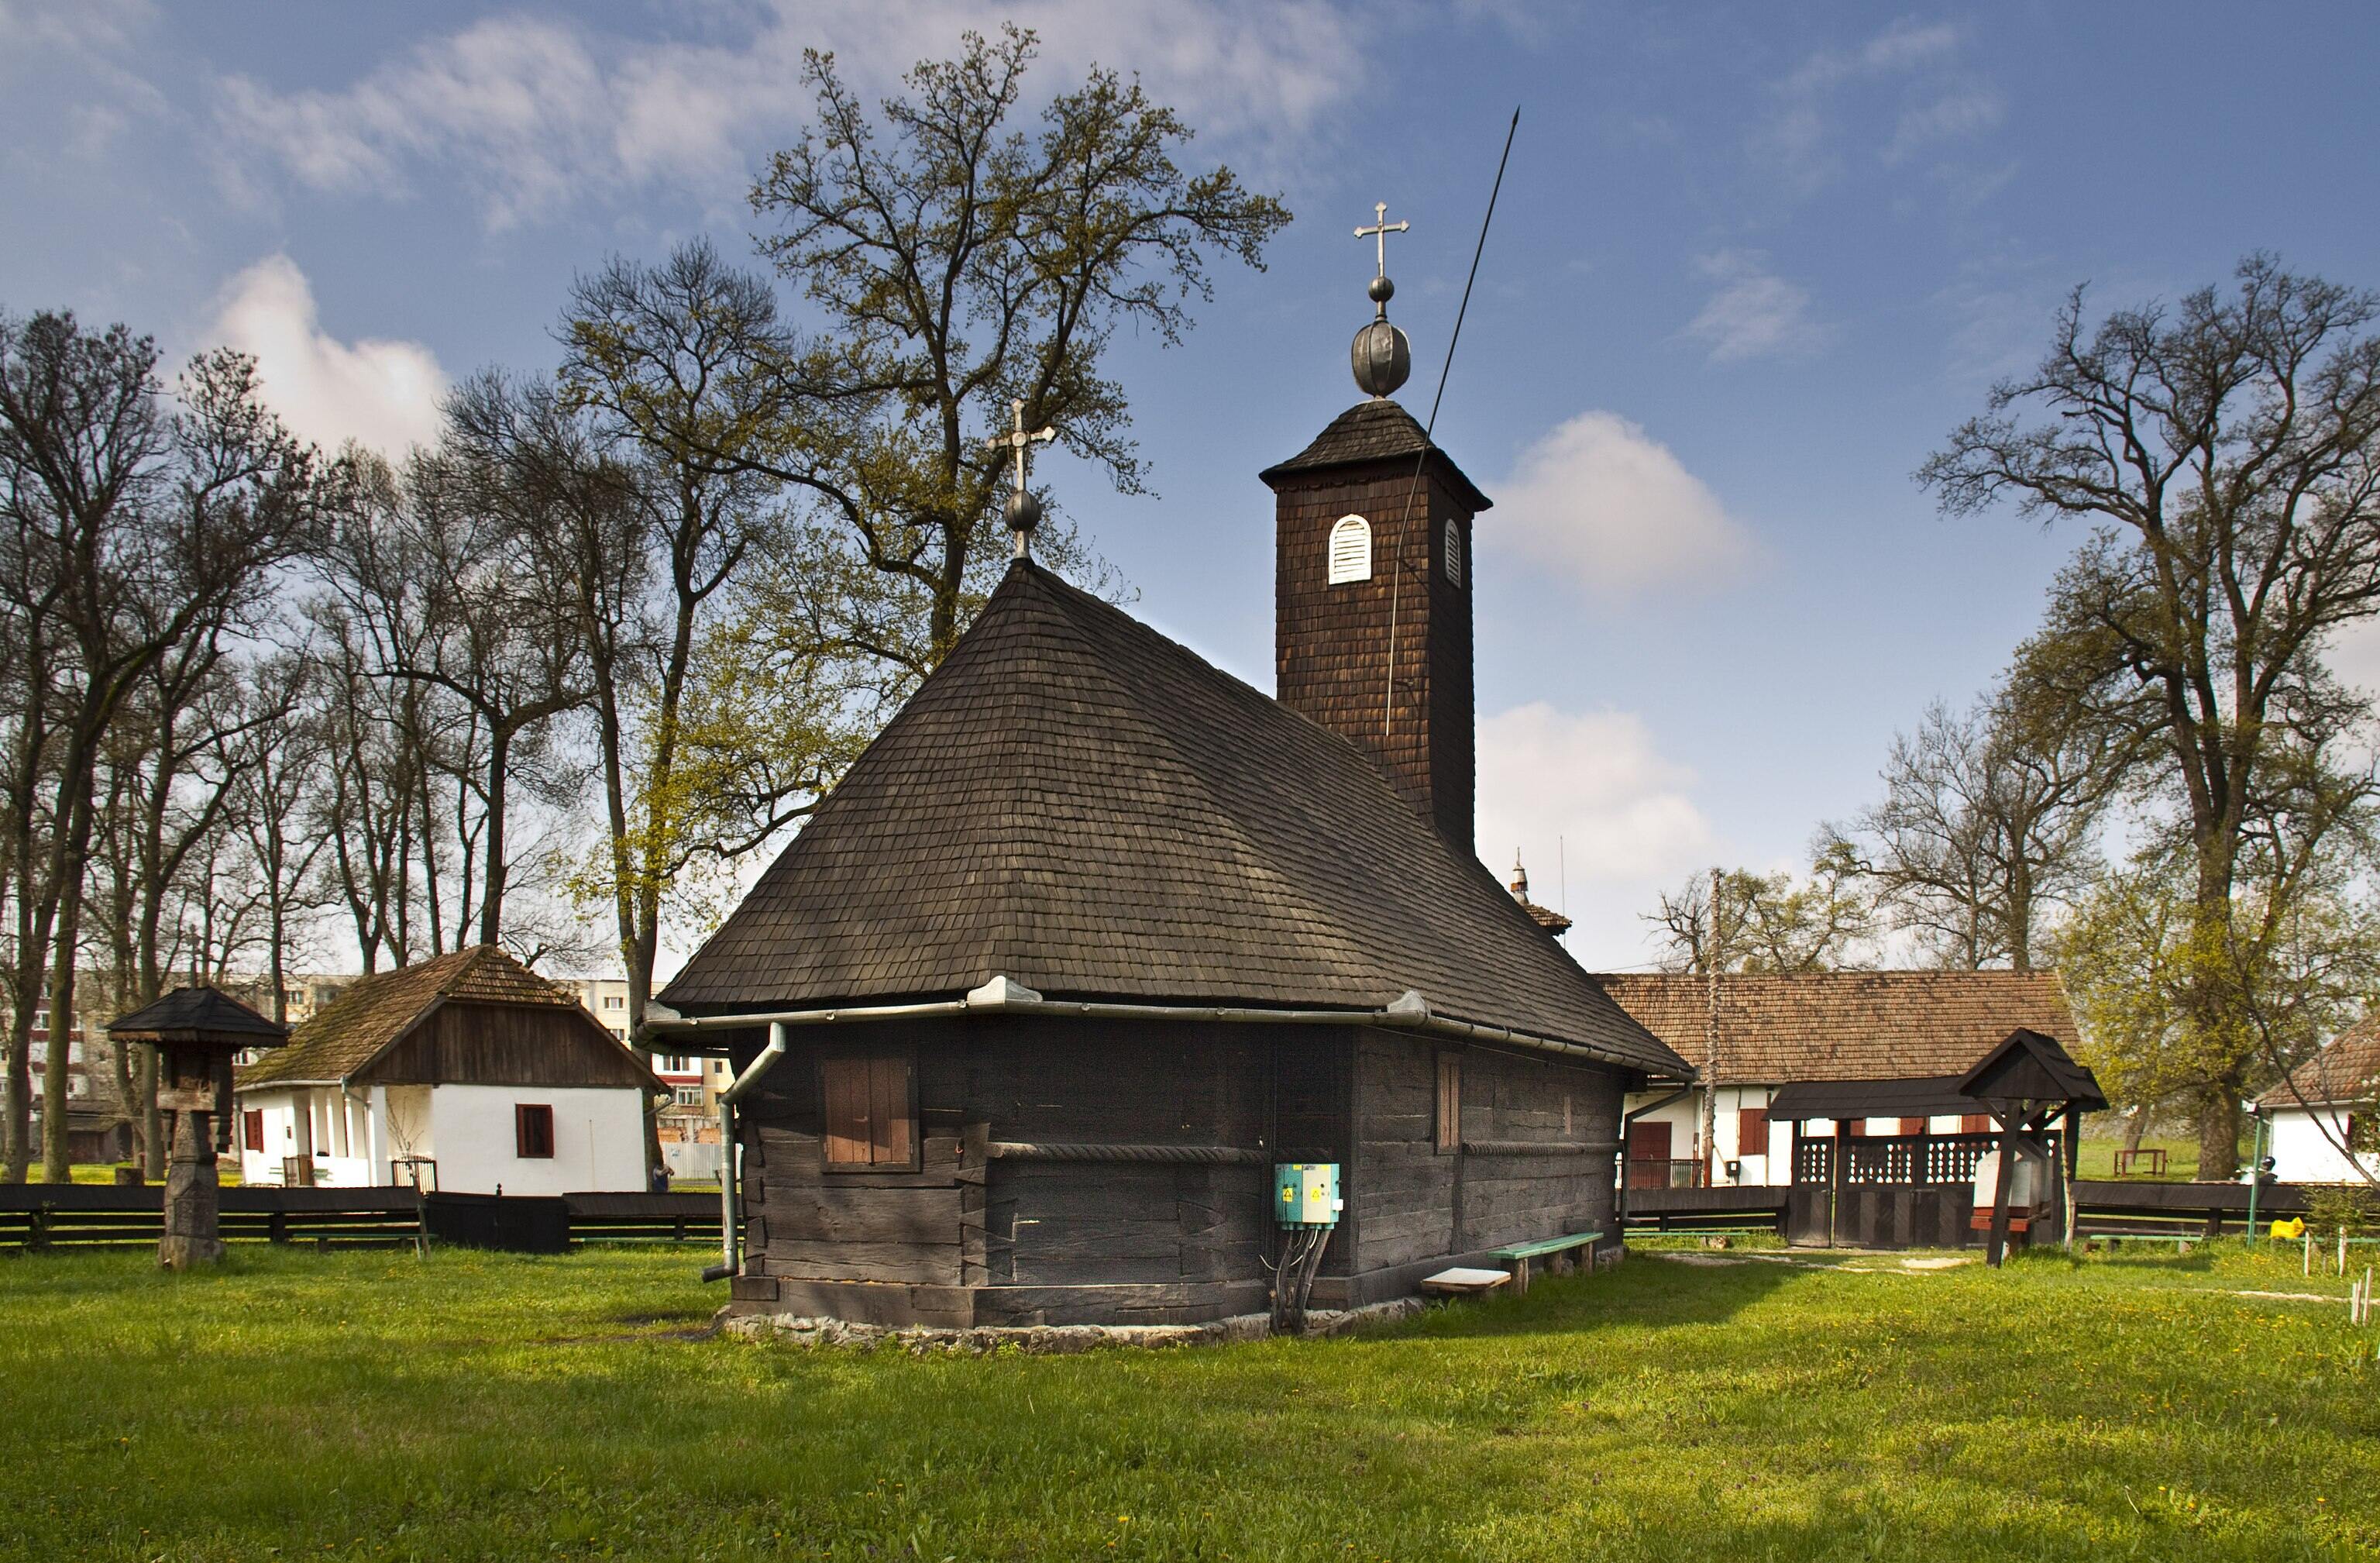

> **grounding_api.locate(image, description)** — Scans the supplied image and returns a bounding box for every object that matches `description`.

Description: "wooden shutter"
[1436,1053,1461,1152]
[515,1103,554,1158]
[1737,1107,1768,1158]
[822,1055,872,1165]
[823,1051,917,1169]
[242,1110,265,1153]
[1900,1117,1927,1136]
[1959,1114,1990,1134]
[868,1052,914,1165]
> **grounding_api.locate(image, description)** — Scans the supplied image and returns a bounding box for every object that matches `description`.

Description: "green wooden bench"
[1490,1230,1604,1295]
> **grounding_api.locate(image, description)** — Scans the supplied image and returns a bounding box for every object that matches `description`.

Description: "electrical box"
[1274,1162,1342,1228]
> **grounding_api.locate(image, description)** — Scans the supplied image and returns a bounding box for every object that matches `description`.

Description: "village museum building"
[650,248,1692,1327]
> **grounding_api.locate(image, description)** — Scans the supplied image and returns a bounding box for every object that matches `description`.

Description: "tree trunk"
[41,855,86,1182]
[479,726,508,948]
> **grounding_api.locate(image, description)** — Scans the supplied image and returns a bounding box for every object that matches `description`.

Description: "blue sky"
[7,2,2378,968]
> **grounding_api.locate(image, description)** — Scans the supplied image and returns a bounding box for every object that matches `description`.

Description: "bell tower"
[1259,203,1491,849]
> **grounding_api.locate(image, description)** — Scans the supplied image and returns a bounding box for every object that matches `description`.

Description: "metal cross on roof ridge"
[1355,201,1409,279]
[988,397,1056,491]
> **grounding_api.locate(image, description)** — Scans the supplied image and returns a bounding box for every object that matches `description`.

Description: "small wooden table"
[1420,1267,1512,1297]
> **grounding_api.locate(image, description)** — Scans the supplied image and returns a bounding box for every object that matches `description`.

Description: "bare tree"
[0,314,314,1180]
[1841,687,2124,970]
[1921,255,2380,1174]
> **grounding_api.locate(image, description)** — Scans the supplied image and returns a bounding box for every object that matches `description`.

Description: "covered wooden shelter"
[1767,1028,2107,1262]
[107,987,288,1266]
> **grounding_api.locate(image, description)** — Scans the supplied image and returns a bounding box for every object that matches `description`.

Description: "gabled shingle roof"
[236,945,588,1089]
[661,561,1681,1076]
[2259,1019,2380,1110]
[1594,969,2081,1086]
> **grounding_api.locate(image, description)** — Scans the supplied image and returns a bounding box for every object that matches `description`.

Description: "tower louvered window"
[1327,515,1372,584]
[1443,518,1463,587]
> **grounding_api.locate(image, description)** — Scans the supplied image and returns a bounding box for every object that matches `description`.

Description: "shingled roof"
[2259,1018,2380,1110]
[660,561,1682,1076]
[1593,969,2081,1086]
[1257,399,1493,513]
[108,986,285,1044]
[237,945,590,1089]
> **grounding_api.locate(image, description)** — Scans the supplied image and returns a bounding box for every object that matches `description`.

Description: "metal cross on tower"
[1355,201,1409,281]
[987,398,1058,559]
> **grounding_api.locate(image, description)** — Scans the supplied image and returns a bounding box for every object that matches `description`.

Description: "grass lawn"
[5,1241,2375,1561]
[2075,1136,2215,1182]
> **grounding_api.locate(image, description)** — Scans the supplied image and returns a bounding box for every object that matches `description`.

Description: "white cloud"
[212,1,1358,229]
[205,255,447,456]
[1476,702,1715,962]
[1885,86,2005,165]
[1686,250,1824,363]
[1757,18,1993,195]
[1493,411,1755,597]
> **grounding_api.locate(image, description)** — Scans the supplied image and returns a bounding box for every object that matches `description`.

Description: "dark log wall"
[739,1020,968,1286]
[360,1003,654,1089]
[1350,1031,1621,1272]
[731,1016,1624,1307]
[742,1017,1291,1291]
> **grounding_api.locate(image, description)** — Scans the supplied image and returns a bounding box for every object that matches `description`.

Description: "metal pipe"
[700,1021,789,1283]
[645,978,1674,1079]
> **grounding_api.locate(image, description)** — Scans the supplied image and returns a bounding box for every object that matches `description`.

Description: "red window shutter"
[822,1057,871,1165]
[243,1110,265,1153]
[1738,1107,1768,1156]
[514,1103,554,1158]
[1900,1117,1927,1137]
[869,1052,914,1165]
[1960,1114,1990,1134]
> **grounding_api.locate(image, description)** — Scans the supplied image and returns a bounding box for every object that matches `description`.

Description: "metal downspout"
[700,1021,789,1283]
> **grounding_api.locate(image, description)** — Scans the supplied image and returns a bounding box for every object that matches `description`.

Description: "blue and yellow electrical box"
[1274,1162,1342,1228]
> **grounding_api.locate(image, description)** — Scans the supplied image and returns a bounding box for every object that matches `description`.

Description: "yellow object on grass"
[2271,1217,2306,1239]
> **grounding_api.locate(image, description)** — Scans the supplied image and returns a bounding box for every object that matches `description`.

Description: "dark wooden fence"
[1620,1178,2316,1248]
[1622,1185,1789,1234]
[0,1186,724,1252]
[2069,1179,2312,1241]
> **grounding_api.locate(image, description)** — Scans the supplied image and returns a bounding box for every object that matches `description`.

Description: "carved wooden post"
[158,1109,223,1269]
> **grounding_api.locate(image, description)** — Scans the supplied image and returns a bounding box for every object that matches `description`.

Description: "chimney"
[1259,210,1491,847]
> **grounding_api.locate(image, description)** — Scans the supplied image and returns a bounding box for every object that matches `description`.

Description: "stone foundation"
[722,1296,1429,1355]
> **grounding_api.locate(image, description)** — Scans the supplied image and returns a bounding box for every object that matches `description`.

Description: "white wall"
[235,1086,380,1186]
[2269,1107,2371,1185]
[1618,1087,2010,1187]
[427,1083,647,1195]
[1620,1086,1809,1186]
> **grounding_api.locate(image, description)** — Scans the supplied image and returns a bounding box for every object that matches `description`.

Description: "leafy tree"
[2057,834,2380,1165]
[1921,255,2380,1175]
[553,244,868,1070]
[719,25,1288,687]
[1647,841,1878,973]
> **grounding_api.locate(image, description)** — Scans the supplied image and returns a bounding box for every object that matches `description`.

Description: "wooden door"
[1626,1121,1672,1189]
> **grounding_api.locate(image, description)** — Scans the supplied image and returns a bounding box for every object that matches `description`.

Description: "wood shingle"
[660,560,1682,1077]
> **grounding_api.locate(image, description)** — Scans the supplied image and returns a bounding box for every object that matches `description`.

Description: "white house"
[233,945,664,1196]
[2258,1021,2376,1185]
[1595,969,2086,1188]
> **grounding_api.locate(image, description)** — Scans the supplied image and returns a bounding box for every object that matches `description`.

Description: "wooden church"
[652,220,1687,1327]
